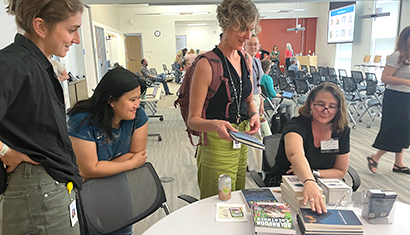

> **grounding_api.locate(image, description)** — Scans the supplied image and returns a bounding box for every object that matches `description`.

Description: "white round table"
[142,188,410,235]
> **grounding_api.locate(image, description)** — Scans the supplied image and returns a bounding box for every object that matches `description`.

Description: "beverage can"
[218,174,231,201]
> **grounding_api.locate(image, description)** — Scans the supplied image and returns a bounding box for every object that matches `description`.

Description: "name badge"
[320,138,339,153]
[233,140,241,149]
[69,199,78,227]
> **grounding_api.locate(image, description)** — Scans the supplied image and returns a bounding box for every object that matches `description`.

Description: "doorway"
[95,25,108,79]
[175,35,187,54]
[125,34,143,73]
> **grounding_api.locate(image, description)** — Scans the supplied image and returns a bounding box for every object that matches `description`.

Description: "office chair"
[342,76,360,129]
[162,64,173,78]
[309,65,318,74]
[249,133,362,192]
[79,162,171,235]
[150,68,158,76]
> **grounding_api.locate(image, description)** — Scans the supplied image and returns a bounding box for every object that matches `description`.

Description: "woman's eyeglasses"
[313,103,339,114]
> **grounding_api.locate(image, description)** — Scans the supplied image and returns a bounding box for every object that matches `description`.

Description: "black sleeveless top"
[206,47,252,123]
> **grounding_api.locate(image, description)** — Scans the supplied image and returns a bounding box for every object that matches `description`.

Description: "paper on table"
[215,203,248,222]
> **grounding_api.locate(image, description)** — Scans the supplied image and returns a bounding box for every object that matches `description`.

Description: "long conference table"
[142,188,410,235]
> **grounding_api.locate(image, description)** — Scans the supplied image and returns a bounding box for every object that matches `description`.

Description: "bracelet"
[303,178,317,184]
[249,112,258,119]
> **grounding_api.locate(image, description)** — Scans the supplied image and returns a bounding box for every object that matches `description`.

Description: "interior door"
[94,26,108,79]
[125,35,142,73]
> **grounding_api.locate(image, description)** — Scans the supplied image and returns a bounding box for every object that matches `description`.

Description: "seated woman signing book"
[264,82,350,215]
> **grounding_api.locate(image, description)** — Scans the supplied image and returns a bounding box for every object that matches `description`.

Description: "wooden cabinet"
[68,78,88,106]
[295,55,317,73]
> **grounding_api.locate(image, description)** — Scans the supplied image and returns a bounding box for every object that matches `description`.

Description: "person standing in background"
[0,0,84,234]
[185,48,197,64]
[285,43,294,68]
[367,26,410,175]
[271,45,280,66]
[244,34,265,174]
[174,48,187,83]
[49,55,71,109]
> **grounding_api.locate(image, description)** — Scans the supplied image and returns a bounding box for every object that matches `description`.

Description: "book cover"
[297,214,363,235]
[228,130,266,150]
[253,202,296,235]
[282,175,323,198]
[241,188,278,209]
[299,208,363,232]
[215,203,247,222]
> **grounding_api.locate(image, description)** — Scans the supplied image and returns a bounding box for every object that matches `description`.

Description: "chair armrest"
[177,194,199,204]
[249,170,266,188]
[347,166,361,192]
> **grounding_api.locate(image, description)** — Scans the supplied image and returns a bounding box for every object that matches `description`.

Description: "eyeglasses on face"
[313,103,339,114]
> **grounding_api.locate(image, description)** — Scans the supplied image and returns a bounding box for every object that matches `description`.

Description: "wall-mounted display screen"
[328,4,356,44]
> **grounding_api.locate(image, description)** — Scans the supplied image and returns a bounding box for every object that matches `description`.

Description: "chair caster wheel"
[359,119,362,122]
[158,136,162,141]
[366,125,371,129]
[159,117,164,121]
[352,125,357,129]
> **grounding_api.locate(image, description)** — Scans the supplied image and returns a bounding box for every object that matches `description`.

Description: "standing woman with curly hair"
[188,0,260,199]
[0,0,84,234]
[368,26,410,174]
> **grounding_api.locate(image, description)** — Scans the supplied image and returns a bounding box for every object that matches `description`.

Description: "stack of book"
[280,175,324,211]
[241,188,278,210]
[317,178,352,205]
[297,208,363,235]
[252,202,296,235]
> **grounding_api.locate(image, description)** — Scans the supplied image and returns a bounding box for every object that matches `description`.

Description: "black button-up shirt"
[0,34,82,189]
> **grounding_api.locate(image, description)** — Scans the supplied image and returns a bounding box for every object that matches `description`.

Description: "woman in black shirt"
[265,82,350,214]
[188,0,260,199]
[0,1,83,234]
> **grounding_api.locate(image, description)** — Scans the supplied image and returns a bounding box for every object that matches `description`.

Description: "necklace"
[223,54,242,127]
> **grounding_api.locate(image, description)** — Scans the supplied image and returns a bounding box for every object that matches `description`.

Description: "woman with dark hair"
[67,67,148,234]
[188,0,260,199]
[0,0,84,234]
[271,45,280,65]
[265,82,351,214]
[368,26,410,174]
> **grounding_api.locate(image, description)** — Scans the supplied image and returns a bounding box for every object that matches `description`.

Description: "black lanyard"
[223,55,242,127]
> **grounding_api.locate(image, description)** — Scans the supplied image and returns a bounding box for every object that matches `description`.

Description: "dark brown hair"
[7,0,84,34]
[396,26,410,65]
[298,82,348,132]
[261,59,271,74]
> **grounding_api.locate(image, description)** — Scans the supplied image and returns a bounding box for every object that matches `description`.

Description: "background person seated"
[259,60,295,117]
[288,56,300,78]
[140,58,173,95]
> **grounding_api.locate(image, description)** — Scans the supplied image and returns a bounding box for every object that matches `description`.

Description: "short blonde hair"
[216,0,260,34]
[189,48,195,54]
[298,82,348,132]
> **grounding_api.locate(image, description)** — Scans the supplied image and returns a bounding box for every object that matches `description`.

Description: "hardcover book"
[253,202,296,235]
[241,188,278,210]
[282,175,323,198]
[297,214,363,235]
[298,208,363,232]
[228,130,266,150]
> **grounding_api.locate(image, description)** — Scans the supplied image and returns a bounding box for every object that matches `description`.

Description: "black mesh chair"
[293,79,309,108]
[351,70,366,91]
[338,68,348,78]
[162,64,173,78]
[358,72,383,128]
[287,69,297,82]
[342,76,359,129]
[301,65,308,74]
[311,72,323,86]
[79,162,170,235]
[318,66,326,77]
[309,65,318,74]
[324,74,338,84]
[260,85,282,119]
[149,68,158,75]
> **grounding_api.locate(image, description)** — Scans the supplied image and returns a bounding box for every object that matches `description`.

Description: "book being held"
[253,202,296,235]
[228,130,266,150]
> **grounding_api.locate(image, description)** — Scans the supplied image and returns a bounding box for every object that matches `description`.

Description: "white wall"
[315,2,337,68]
[351,1,374,71]
[90,4,121,30]
[0,3,17,49]
[399,0,410,34]
[175,24,220,53]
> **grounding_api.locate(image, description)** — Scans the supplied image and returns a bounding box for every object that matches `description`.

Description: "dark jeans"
[154,73,171,94]
[174,62,181,83]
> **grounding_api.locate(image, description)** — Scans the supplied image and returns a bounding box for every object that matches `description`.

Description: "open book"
[228,130,266,150]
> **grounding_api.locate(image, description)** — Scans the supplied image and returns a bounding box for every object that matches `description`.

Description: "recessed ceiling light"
[160,13,180,16]
[294,8,307,12]
[187,23,207,26]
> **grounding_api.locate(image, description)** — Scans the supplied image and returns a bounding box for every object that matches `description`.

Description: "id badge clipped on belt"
[320,138,339,153]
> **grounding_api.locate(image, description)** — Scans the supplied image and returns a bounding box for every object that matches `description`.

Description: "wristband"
[0,142,9,157]
[249,112,258,119]
[303,178,317,184]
